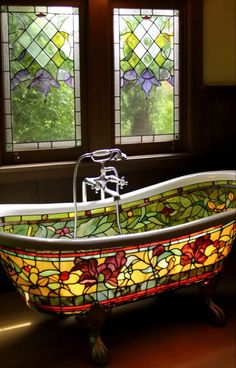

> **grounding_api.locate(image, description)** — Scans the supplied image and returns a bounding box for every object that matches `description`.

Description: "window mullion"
[87,0,112,151]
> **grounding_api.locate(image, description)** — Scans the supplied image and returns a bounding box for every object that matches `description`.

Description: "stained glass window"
[114,8,179,144]
[0,5,81,151]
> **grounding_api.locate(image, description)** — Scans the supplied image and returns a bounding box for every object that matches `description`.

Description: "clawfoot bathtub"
[0,155,235,365]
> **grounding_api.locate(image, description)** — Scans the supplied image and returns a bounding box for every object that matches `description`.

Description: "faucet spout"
[103,187,120,201]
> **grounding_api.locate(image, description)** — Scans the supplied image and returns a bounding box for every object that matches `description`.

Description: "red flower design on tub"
[180,234,213,266]
[55,226,72,238]
[153,245,165,257]
[72,251,127,288]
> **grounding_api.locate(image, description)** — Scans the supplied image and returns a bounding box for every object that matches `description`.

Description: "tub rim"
[0,209,235,251]
[0,170,235,217]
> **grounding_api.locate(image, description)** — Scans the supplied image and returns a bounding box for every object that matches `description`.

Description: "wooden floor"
[0,255,235,368]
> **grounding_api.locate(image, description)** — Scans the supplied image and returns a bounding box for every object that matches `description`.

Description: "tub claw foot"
[76,303,111,366]
[89,332,109,366]
[206,300,226,326]
[199,278,226,326]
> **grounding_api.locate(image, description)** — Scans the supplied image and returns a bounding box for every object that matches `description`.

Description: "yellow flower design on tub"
[29,262,84,297]
[1,254,84,297]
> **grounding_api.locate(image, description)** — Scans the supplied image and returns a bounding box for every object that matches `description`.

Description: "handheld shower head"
[90,149,127,163]
[113,151,127,161]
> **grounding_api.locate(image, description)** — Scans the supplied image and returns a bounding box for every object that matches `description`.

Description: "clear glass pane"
[0,6,81,151]
[114,8,180,144]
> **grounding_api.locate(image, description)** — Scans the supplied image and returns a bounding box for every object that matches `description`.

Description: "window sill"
[0,152,203,184]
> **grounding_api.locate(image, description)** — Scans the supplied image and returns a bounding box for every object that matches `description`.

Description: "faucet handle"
[120,176,128,189]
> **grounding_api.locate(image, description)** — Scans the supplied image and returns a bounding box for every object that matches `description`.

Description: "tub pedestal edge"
[199,277,226,326]
[76,302,111,366]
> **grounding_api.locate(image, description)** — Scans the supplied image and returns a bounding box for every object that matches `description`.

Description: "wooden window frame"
[0,0,202,165]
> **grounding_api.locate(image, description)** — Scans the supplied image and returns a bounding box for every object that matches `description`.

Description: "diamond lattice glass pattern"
[114,8,179,144]
[0,6,81,151]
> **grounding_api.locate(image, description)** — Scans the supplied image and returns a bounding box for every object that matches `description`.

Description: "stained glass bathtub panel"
[0,180,235,238]
[0,6,81,151]
[0,220,235,314]
[114,8,179,144]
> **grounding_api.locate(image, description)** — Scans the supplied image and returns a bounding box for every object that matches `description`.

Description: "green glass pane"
[46,61,58,79]
[120,60,131,72]
[28,41,41,58]
[44,41,57,57]
[128,53,139,68]
[142,35,153,48]
[160,68,170,79]
[143,52,153,67]
[149,61,160,76]
[126,33,139,49]
[20,51,34,68]
[123,44,132,58]
[156,33,168,48]
[27,60,41,76]
[52,31,68,48]
[11,41,24,59]
[62,59,74,74]
[35,32,50,48]
[36,50,50,67]
[34,16,48,29]
[52,50,65,67]
[18,32,33,48]
[27,21,41,38]
[135,60,146,74]
[43,21,57,39]
[156,52,166,67]
[163,59,174,72]
[162,43,171,59]
[10,60,22,77]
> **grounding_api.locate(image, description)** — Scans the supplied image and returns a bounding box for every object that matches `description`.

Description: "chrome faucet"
[73,149,128,238]
[82,163,127,201]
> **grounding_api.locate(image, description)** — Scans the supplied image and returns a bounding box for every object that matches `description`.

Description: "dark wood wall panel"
[201,86,236,169]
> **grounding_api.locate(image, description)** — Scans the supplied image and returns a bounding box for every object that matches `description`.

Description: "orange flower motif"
[207,201,225,212]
